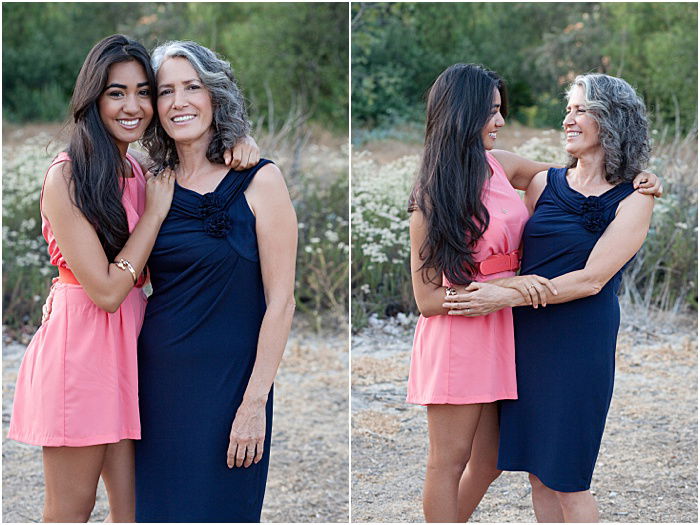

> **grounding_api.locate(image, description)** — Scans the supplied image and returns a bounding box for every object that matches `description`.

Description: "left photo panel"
[2,2,349,522]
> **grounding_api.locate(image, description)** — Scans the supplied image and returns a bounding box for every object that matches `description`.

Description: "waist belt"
[478,250,520,276]
[58,266,146,288]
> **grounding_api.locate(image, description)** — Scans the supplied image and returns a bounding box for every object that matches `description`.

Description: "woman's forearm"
[241,298,295,405]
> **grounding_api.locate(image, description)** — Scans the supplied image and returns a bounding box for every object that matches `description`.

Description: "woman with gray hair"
[444,74,655,522]
[134,41,297,522]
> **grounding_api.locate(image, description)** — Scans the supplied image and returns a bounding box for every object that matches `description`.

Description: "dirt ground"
[351,308,698,523]
[2,323,349,523]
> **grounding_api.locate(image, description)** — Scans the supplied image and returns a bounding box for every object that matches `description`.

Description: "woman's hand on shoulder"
[143,168,175,222]
[224,135,261,170]
[633,170,663,198]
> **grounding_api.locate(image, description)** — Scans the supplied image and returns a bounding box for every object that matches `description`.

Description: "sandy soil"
[351,309,698,523]
[2,323,349,523]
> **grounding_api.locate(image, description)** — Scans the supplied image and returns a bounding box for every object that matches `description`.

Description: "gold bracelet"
[114,258,137,285]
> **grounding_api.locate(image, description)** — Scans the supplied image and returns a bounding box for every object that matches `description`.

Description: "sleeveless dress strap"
[218,159,273,209]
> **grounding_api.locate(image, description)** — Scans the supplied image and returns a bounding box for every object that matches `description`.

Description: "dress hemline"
[496,462,591,493]
[406,392,517,406]
[7,430,140,447]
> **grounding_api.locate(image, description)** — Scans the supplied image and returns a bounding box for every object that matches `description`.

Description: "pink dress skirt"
[406,152,530,405]
[8,153,147,446]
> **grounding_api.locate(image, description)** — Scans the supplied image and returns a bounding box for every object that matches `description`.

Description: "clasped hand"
[442,275,557,316]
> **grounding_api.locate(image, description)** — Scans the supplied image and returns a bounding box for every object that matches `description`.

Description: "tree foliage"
[352,2,697,131]
[2,2,348,129]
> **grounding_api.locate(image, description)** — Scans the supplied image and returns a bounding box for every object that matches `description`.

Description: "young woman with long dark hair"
[7,34,258,522]
[406,64,660,522]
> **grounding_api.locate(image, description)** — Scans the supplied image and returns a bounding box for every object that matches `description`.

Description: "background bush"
[3,2,348,130]
[352,2,697,134]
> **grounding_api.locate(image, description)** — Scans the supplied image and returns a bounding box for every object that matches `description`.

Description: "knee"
[555,489,589,509]
[468,461,502,484]
[427,447,471,478]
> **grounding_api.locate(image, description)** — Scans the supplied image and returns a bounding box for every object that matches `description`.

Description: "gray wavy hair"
[142,40,250,171]
[566,74,650,184]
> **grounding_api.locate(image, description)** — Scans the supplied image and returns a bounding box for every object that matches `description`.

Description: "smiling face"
[481,88,505,150]
[563,85,602,158]
[156,56,214,145]
[98,60,153,152]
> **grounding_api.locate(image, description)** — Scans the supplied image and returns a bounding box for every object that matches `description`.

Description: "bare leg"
[424,404,483,522]
[43,445,107,522]
[557,490,599,522]
[529,473,564,522]
[457,402,502,521]
[101,439,135,522]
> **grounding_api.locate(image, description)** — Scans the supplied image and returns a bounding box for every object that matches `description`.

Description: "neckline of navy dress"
[547,167,634,214]
[175,168,235,198]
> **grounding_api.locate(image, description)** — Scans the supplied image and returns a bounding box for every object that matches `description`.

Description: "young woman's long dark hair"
[410,63,508,285]
[67,34,156,262]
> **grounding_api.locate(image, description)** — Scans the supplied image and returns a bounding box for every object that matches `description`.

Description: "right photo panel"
[351,2,697,523]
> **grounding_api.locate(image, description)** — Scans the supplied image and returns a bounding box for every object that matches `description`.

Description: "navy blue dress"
[135,160,273,522]
[497,168,636,492]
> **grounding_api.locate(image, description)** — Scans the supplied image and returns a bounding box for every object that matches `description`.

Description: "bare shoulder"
[246,163,290,200]
[526,170,548,194]
[618,187,655,214]
[246,163,292,215]
[43,160,73,199]
[489,148,516,171]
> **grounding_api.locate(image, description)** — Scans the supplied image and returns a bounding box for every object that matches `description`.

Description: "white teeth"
[118,119,139,126]
[488,132,497,139]
[567,131,581,137]
[173,115,195,122]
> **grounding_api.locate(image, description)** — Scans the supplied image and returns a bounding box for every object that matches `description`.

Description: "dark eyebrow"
[157,79,200,89]
[105,82,149,90]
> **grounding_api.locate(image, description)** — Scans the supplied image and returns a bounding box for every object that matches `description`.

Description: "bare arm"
[491,149,662,196]
[43,162,173,312]
[490,149,557,191]
[409,209,451,317]
[447,191,654,315]
[227,163,297,468]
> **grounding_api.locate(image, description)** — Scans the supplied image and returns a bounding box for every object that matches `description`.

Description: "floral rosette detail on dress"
[198,193,224,219]
[580,196,605,232]
[203,210,233,238]
[198,193,232,238]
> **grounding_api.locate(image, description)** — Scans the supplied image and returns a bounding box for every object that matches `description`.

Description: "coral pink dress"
[406,152,529,405]
[8,152,147,446]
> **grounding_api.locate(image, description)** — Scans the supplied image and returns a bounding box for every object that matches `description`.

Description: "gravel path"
[351,309,698,523]
[2,323,349,523]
